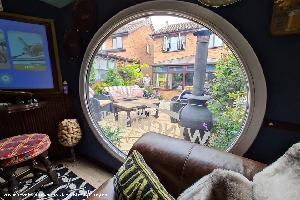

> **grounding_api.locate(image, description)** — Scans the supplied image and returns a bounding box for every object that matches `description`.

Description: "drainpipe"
[179,29,213,145]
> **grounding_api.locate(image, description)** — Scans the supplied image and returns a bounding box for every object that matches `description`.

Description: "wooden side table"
[0,134,58,200]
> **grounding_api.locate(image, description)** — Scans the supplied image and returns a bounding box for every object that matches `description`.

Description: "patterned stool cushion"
[0,134,51,167]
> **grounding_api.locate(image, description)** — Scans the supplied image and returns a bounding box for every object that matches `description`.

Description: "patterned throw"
[114,150,174,200]
[0,134,51,167]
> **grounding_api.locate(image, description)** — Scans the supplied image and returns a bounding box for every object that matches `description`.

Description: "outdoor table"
[112,98,160,127]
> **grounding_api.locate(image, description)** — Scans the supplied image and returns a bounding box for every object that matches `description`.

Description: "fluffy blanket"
[177,142,300,200]
[177,169,252,200]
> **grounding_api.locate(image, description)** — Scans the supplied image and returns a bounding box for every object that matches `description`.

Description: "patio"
[98,99,183,153]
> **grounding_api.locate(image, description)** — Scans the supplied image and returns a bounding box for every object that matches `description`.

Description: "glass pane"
[185,73,193,86]
[88,15,250,155]
[154,66,168,73]
[186,66,194,71]
[112,38,117,49]
[169,36,178,51]
[167,73,183,90]
[116,37,122,49]
[108,60,115,69]
[208,35,214,48]
[99,58,108,70]
[214,35,223,47]
[169,66,182,72]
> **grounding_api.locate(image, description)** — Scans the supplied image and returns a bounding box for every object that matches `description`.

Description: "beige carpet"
[57,157,113,188]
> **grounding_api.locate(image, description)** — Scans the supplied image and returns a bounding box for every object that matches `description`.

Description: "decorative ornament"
[58,119,82,147]
[58,119,82,161]
[198,0,241,7]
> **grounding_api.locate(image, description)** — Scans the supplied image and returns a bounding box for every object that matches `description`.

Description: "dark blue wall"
[3,0,300,169]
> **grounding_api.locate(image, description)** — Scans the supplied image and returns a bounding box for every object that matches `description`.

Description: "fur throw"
[178,142,300,200]
[177,169,253,200]
[253,142,300,200]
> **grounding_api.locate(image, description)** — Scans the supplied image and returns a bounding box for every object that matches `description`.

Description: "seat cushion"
[114,150,175,200]
[0,134,51,167]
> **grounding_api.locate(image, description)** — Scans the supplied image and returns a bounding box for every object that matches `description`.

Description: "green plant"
[89,64,96,85]
[207,51,248,150]
[117,63,148,86]
[92,82,109,94]
[105,69,124,86]
[143,86,154,98]
[101,126,122,146]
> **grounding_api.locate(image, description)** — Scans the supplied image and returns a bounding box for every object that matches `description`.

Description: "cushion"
[114,150,175,200]
[177,169,252,200]
[0,134,51,167]
[253,142,300,200]
[131,88,144,98]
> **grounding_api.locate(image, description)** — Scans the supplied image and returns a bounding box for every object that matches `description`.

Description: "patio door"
[167,73,183,90]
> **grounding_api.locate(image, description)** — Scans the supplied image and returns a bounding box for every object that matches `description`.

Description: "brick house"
[100,20,225,89]
[101,18,154,75]
[151,21,225,90]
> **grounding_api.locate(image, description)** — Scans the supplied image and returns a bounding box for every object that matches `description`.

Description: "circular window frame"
[79,0,267,162]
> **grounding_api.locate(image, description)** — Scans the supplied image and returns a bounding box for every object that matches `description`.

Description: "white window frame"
[112,36,123,49]
[79,1,267,162]
[209,34,223,48]
[163,33,186,52]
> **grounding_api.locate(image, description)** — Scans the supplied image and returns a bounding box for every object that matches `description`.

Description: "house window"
[112,36,123,49]
[208,34,223,48]
[163,33,186,52]
[146,44,151,54]
[93,57,115,81]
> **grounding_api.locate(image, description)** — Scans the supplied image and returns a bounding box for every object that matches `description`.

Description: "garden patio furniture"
[113,98,160,127]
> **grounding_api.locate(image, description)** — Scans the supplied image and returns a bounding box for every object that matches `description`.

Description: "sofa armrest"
[130,132,266,198]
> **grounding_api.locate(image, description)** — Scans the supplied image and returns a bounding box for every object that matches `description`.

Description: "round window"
[79,1,267,162]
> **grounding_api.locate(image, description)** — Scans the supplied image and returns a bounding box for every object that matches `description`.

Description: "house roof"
[153,55,217,66]
[113,18,152,35]
[96,52,138,63]
[151,22,203,36]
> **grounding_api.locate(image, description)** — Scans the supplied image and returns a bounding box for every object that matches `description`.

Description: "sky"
[150,16,190,30]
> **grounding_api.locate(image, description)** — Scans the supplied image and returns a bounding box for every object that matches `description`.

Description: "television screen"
[0,13,62,94]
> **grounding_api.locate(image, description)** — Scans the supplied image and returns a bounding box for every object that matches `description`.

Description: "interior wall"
[2,0,300,169]
[66,0,300,165]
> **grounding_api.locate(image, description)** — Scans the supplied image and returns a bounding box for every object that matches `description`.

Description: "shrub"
[105,69,125,86]
[117,63,148,86]
[92,82,109,94]
[207,50,248,150]
[101,126,122,146]
[89,64,96,85]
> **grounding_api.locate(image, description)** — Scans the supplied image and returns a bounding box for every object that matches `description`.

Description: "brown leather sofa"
[88,132,266,199]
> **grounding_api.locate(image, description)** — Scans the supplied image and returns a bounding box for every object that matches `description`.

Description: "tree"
[207,50,248,150]
[89,64,96,85]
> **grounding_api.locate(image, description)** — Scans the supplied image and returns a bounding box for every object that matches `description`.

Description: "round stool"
[0,134,58,199]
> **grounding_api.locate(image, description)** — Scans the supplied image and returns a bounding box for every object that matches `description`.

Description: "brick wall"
[102,26,154,64]
[103,25,154,75]
[103,27,226,76]
[153,32,225,63]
